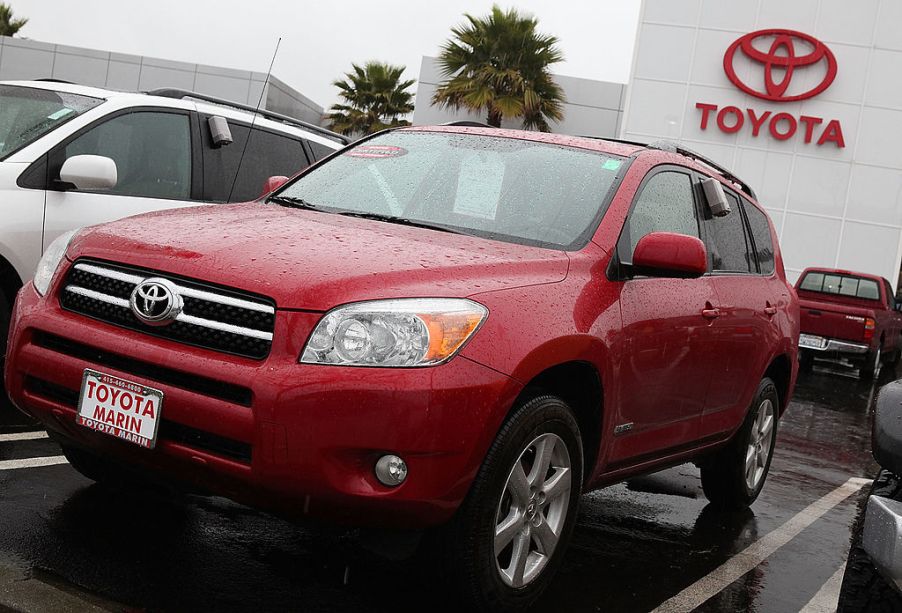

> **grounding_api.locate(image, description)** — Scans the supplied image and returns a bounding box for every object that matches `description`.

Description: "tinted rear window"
[799,272,881,300]
[744,202,775,275]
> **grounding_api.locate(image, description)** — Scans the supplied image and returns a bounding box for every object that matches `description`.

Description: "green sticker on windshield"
[602,159,622,171]
[47,108,74,120]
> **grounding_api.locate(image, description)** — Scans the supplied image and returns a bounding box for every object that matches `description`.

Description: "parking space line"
[799,561,847,613]
[0,431,48,442]
[0,456,68,471]
[651,477,871,613]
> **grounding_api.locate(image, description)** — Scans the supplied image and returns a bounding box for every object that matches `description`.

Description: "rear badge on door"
[613,423,634,435]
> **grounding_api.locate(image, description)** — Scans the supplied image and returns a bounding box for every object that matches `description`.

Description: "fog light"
[375,454,408,487]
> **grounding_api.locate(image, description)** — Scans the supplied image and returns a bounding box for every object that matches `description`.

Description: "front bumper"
[863,493,902,592]
[5,282,522,528]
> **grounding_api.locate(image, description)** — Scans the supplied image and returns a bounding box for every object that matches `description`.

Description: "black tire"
[799,349,814,373]
[437,395,584,612]
[837,471,902,612]
[701,378,779,510]
[861,346,883,381]
[886,340,902,367]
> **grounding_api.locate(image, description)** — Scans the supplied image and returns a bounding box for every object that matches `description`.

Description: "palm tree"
[0,3,27,37]
[432,5,565,131]
[326,62,415,137]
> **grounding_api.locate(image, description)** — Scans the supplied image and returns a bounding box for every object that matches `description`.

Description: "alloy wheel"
[493,432,571,588]
[745,399,775,491]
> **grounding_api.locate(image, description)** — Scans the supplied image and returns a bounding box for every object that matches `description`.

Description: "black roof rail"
[578,135,651,148]
[35,78,77,84]
[442,120,493,128]
[579,135,756,199]
[146,88,348,145]
[647,140,757,200]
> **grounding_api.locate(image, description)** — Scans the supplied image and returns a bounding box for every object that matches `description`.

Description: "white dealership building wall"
[621,0,902,288]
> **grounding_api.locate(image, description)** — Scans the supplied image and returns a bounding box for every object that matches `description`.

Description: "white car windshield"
[274,131,626,249]
[0,85,104,160]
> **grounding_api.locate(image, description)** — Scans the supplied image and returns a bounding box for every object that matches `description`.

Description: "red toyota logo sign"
[723,29,838,102]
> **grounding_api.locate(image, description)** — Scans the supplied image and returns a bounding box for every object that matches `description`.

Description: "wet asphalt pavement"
[0,357,888,612]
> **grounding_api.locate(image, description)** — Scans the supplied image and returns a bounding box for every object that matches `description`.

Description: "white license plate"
[76,369,163,449]
[799,334,827,349]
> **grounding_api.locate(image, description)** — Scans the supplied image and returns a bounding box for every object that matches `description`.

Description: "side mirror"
[701,176,731,217]
[208,116,233,147]
[632,232,708,279]
[59,155,118,190]
[260,175,289,198]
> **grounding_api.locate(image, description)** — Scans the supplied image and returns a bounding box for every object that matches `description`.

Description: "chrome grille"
[59,261,275,359]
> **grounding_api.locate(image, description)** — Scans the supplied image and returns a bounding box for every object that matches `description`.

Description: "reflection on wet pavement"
[0,361,889,612]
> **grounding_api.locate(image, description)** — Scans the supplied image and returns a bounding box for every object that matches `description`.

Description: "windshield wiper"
[334,211,461,234]
[267,195,320,210]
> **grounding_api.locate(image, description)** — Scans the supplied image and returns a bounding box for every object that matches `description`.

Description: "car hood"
[67,203,569,311]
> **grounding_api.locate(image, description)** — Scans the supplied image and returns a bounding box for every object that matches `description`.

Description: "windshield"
[798,271,881,300]
[275,131,625,249]
[0,85,104,160]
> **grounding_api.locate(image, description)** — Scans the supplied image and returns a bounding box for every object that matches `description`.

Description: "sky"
[7,0,642,110]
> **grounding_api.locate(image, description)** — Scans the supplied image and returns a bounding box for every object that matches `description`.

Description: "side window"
[62,111,192,200]
[704,191,753,273]
[884,280,895,309]
[307,140,338,161]
[202,120,310,202]
[617,170,699,264]
[744,202,776,275]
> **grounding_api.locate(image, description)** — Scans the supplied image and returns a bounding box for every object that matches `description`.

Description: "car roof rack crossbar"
[648,140,757,199]
[146,88,348,144]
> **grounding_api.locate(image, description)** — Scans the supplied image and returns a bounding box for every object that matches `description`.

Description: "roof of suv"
[1,79,348,145]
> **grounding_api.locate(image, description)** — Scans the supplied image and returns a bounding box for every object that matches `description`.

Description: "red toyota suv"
[796,268,902,379]
[4,126,799,611]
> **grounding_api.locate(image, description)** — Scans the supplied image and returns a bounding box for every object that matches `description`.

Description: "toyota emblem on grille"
[130,278,183,326]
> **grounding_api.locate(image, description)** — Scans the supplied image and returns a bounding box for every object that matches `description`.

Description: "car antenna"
[226,37,282,203]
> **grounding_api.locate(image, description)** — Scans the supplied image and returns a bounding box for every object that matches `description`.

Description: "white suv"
[0,80,346,362]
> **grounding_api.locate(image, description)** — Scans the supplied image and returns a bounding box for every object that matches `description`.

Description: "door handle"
[702,308,721,320]
[764,305,777,317]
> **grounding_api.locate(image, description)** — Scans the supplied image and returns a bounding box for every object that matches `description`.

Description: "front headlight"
[33,230,79,296]
[301,298,488,367]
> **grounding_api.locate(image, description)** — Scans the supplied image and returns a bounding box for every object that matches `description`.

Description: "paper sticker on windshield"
[47,108,74,121]
[453,154,504,220]
[602,159,622,171]
[346,145,408,159]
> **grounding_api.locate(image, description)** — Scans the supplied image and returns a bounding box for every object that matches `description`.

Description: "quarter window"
[618,170,699,264]
[744,202,776,275]
[705,192,753,273]
[63,111,192,200]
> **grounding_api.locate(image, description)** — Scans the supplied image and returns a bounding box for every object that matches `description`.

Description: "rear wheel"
[438,395,583,612]
[799,350,814,372]
[701,378,779,510]
[860,346,882,381]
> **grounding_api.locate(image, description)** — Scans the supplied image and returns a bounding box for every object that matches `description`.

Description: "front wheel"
[438,395,583,612]
[701,378,779,510]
